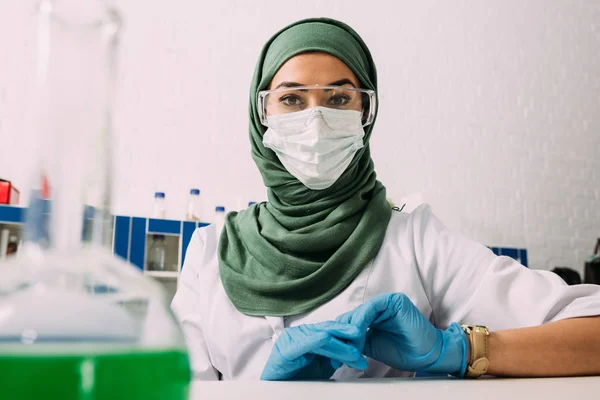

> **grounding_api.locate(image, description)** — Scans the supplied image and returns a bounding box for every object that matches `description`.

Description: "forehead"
[269,52,360,89]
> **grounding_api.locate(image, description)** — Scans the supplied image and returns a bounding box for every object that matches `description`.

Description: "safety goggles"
[257,85,376,128]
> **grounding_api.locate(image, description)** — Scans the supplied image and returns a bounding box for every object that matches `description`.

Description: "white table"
[191,376,600,399]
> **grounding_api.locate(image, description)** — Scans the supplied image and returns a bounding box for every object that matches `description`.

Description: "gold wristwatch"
[461,325,490,378]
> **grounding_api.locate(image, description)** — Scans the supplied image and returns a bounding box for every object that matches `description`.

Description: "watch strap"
[461,325,490,378]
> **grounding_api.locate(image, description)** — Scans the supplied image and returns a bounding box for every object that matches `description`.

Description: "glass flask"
[0,1,191,399]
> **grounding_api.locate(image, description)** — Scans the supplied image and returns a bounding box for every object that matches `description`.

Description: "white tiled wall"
[1,1,599,274]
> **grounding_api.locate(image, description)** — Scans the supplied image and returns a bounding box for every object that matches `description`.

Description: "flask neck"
[24,1,121,253]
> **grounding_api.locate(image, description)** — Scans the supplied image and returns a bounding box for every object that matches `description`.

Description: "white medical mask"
[262,106,365,190]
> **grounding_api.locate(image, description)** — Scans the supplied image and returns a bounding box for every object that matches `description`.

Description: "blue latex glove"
[260,321,369,381]
[336,293,468,376]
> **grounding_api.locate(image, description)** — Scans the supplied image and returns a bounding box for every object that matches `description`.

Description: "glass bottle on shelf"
[0,1,190,398]
[153,191,166,219]
[6,236,19,256]
[214,206,226,232]
[186,188,202,221]
[0,228,8,259]
[147,234,166,271]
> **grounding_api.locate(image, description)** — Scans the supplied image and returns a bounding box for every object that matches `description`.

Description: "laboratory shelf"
[488,246,529,268]
[148,218,182,235]
[0,204,529,268]
[0,204,213,273]
[144,270,179,279]
[0,206,24,223]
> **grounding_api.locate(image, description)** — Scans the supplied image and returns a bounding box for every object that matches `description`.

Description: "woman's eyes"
[278,93,353,107]
[328,94,351,106]
[279,95,304,107]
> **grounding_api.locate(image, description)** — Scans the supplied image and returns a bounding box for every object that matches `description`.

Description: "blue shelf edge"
[0,206,24,224]
[488,246,528,267]
[1,204,529,269]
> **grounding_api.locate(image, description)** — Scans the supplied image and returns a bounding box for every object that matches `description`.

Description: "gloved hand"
[336,293,468,376]
[260,321,369,381]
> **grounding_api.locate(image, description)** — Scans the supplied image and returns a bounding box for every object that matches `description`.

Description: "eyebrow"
[274,78,357,90]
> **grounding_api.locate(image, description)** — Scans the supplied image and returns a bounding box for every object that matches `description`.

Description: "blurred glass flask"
[0,1,190,398]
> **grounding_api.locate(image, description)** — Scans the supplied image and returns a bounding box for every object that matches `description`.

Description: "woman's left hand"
[336,293,468,376]
[260,321,368,381]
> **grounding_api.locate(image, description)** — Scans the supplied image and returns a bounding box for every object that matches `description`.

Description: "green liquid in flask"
[0,344,190,399]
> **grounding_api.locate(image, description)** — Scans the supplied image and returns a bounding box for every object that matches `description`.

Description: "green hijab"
[218,18,392,316]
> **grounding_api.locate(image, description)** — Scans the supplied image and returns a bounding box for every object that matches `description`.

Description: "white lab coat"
[171,204,600,381]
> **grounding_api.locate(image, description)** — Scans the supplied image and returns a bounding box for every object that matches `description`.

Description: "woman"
[172,18,600,381]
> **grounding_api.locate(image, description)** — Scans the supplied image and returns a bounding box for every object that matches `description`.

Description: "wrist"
[461,324,490,378]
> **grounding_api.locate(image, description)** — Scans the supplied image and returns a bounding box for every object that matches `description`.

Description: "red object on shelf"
[0,179,20,205]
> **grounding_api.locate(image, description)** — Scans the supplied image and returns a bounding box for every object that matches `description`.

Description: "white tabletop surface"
[190,376,600,399]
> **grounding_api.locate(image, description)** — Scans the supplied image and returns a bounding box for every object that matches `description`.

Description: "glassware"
[147,235,166,271]
[6,236,19,256]
[0,229,8,259]
[186,188,202,221]
[214,206,226,232]
[0,1,190,398]
[153,192,166,219]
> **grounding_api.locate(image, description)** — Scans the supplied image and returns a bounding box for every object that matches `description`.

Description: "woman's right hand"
[336,293,467,376]
[260,321,368,381]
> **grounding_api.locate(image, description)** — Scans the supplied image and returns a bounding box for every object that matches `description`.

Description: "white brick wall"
[1,1,599,274]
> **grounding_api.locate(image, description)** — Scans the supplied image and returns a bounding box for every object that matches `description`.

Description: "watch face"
[461,325,490,335]
[472,325,490,335]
